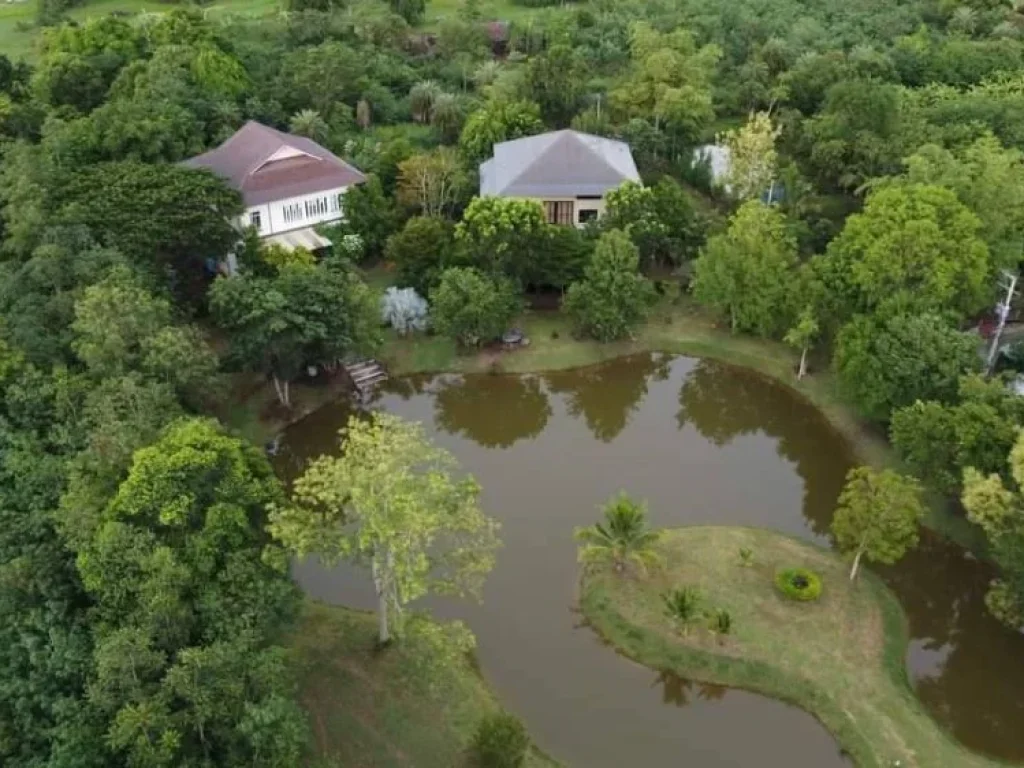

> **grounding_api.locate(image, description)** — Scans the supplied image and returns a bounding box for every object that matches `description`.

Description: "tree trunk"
[283,379,290,408]
[797,346,808,380]
[272,374,291,407]
[372,553,390,645]
[849,547,864,581]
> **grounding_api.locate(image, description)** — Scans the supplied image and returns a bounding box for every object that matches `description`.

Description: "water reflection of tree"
[675,359,853,537]
[652,670,728,707]
[878,533,1024,759]
[433,374,552,449]
[545,353,671,442]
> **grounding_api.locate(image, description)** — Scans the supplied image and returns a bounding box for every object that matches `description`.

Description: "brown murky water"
[275,353,1024,767]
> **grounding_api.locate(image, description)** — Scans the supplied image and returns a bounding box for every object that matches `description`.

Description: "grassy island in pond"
[579,526,1000,768]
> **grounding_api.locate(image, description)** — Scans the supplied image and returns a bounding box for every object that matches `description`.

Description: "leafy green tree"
[784,306,820,380]
[662,587,703,634]
[692,201,799,337]
[897,134,1024,272]
[459,99,544,165]
[574,492,661,574]
[831,466,924,580]
[337,175,401,260]
[472,712,530,768]
[611,22,721,148]
[821,183,992,320]
[525,43,586,126]
[72,267,218,404]
[602,179,703,266]
[270,413,500,644]
[719,111,781,200]
[390,0,425,24]
[74,418,306,767]
[455,196,550,280]
[210,264,380,406]
[386,216,457,295]
[891,375,1024,496]
[430,267,520,347]
[564,230,656,342]
[833,313,980,423]
[53,162,242,302]
[396,147,468,217]
[962,432,1024,627]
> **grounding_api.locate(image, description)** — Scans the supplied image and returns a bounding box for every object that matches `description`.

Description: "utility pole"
[986,270,1019,376]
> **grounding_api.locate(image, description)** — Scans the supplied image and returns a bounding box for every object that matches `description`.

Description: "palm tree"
[430,93,464,144]
[409,80,442,123]
[289,109,329,144]
[663,587,703,635]
[574,493,661,574]
[708,608,732,644]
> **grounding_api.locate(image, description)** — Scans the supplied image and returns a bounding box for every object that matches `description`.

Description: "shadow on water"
[278,352,1024,765]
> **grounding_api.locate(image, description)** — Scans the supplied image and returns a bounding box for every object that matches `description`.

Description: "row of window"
[249,193,344,230]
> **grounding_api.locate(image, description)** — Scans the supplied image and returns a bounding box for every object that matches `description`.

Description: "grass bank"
[579,526,1004,768]
[290,601,558,767]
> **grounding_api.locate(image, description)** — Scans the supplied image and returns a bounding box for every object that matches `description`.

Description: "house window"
[283,203,303,225]
[578,209,598,225]
[544,201,574,226]
[249,210,262,230]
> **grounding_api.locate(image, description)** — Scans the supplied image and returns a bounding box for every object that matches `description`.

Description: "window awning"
[263,227,332,252]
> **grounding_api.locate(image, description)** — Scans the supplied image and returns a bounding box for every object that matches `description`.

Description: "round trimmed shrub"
[471,711,529,768]
[775,567,822,602]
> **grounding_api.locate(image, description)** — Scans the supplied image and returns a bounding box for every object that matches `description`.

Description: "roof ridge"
[505,131,622,193]
[498,131,568,193]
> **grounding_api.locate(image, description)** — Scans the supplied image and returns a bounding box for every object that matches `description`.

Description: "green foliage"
[459,100,544,165]
[471,712,530,768]
[719,111,781,200]
[525,43,586,126]
[210,263,380,404]
[339,175,401,260]
[738,547,754,567]
[709,607,733,637]
[455,196,550,281]
[890,374,1024,495]
[774,568,823,601]
[396,147,469,217]
[832,467,924,579]
[386,215,457,295]
[575,492,662,574]
[962,432,1024,627]
[820,184,992,320]
[692,201,799,337]
[269,413,500,643]
[564,230,656,342]
[430,267,521,347]
[602,179,704,266]
[53,162,242,301]
[662,586,703,632]
[261,243,317,272]
[833,313,980,423]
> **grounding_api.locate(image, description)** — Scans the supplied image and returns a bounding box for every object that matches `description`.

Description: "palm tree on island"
[575,492,662,574]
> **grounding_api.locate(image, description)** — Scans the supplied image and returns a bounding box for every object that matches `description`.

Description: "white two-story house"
[184,121,366,265]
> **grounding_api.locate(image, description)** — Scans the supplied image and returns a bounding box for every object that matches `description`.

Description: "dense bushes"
[472,712,530,768]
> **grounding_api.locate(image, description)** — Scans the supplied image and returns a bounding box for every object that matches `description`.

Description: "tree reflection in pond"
[546,353,671,442]
[676,359,854,537]
[653,671,728,707]
[433,373,552,449]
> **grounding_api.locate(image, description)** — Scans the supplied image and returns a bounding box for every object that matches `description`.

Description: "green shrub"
[774,567,822,602]
[472,712,530,768]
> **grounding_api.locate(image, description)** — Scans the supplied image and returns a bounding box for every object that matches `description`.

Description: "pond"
[274,353,1024,767]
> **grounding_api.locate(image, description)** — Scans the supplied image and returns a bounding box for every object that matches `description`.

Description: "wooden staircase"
[343,358,388,401]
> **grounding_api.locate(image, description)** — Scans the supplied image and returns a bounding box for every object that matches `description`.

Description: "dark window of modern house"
[543,200,574,225]
[578,209,598,224]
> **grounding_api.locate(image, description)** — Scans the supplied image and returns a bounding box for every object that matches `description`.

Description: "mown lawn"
[290,601,559,767]
[580,526,1005,768]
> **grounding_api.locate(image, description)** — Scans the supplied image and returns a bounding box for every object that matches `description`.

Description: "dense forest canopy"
[4,0,1024,763]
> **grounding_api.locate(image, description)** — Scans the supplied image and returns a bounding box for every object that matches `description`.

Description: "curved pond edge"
[578,525,1011,768]
[377,309,985,554]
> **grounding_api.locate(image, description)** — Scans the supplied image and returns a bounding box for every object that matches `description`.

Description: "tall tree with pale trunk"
[784,306,819,380]
[831,467,923,580]
[720,111,780,200]
[269,413,500,644]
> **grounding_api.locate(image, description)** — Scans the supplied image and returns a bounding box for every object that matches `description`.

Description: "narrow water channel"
[274,353,1024,766]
